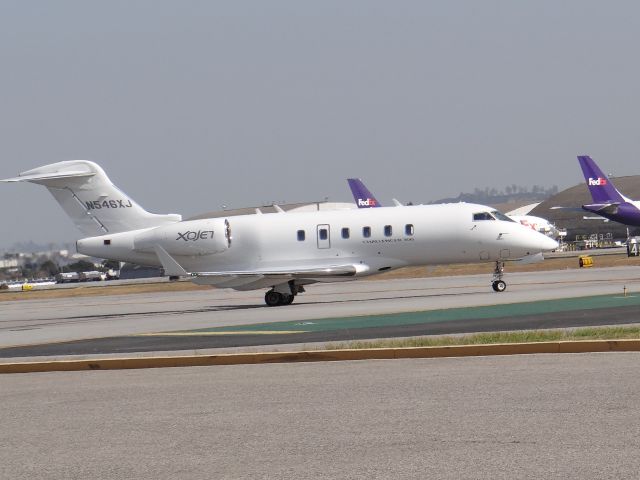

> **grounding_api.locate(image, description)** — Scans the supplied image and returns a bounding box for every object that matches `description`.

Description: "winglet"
[577,155,625,203]
[153,245,188,277]
[347,178,381,208]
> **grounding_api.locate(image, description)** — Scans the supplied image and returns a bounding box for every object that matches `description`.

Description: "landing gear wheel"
[491,261,506,293]
[265,291,283,306]
[282,294,295,305]
[492,280,506,292]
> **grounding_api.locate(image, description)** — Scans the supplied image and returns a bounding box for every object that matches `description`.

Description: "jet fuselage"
[77,202,556,276]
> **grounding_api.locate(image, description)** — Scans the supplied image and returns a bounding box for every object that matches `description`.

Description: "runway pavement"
[2,266,640,358]
[1,352,639,479]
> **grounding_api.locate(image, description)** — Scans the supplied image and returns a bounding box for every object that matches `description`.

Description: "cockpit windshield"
[491,210,515,222]
[473,211,516,222]
[473,212,494,221]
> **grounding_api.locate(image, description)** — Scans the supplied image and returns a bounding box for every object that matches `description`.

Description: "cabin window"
[297,230,306,241]
[363,226,371,238]
[341,227,350,239]
[319,228,328,240]
[405,224,414,236]
[384,225,392,237]
[473,212,495,221]
[103,239,111,245]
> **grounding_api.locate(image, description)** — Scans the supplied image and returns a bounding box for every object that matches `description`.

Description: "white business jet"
[3,161,558,305]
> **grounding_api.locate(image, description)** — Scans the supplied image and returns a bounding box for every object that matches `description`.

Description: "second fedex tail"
[578,155,640,226]
[347,178,381,208]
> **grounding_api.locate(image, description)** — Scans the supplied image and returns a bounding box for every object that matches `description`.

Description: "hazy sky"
[2,1,640,250]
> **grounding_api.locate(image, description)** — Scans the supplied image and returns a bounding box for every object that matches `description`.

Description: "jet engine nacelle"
[134,218,231,256]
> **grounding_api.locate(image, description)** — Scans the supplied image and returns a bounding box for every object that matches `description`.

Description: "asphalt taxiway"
[2,353,639,479]
[2,265,640,358]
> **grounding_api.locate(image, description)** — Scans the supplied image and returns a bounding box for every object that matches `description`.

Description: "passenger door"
[317,224,331,249]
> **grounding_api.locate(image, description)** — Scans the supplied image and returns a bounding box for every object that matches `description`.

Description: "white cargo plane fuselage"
[3,160,558,306]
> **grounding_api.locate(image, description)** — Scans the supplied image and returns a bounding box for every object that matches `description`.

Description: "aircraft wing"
[549,206,586,212]
[154,246,364,289]
[192,265,358,278]
[550,203,620,215]
[582,202,620,215]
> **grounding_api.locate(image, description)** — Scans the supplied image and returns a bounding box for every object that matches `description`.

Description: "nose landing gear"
[491,261,507,292]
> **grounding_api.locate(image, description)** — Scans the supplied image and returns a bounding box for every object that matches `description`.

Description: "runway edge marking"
[1,339,640,374]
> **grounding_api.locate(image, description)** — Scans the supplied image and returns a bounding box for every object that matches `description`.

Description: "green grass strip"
[182,293,640,334]
[324,325,640,350]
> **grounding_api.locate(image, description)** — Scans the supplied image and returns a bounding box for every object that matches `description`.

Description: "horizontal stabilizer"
[1,170,95,183]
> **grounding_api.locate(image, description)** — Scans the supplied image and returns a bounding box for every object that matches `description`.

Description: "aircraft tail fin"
[2,160,181,236]
[577,155,625,204]
[347,178,381,208]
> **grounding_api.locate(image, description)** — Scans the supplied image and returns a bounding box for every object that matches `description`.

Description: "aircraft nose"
[520,229,558,254]
[541,235,559,252]
[526,232,558,253]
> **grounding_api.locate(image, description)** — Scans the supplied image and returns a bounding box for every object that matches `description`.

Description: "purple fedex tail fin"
[347,178,381,208]
[577,156,625,204]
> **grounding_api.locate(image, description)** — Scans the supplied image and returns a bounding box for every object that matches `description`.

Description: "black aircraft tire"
[492,280,507,292]
[265,291,283,306]
[282,294,295,305]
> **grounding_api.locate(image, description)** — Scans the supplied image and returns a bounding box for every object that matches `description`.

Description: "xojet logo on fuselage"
[588,177,607,186]
[176,230,214,241]
[358,198,377,207]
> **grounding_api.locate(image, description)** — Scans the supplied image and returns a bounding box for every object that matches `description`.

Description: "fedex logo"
[588,177,607,186]
[519,220,538,231]
[358,198,377,207]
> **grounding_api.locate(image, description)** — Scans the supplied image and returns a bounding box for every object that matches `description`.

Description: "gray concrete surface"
[2,266,640,349]
[1,352,639,479]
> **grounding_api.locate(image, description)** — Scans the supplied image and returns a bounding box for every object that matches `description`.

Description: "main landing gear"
[264,281,305,306]
[264,290,295,306]
[491,261,507,292]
